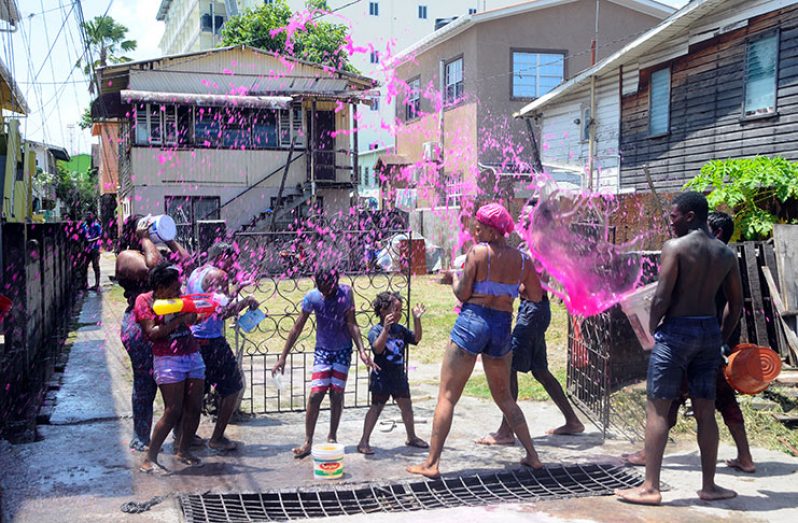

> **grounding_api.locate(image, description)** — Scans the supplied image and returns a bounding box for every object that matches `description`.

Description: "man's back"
[666,230,736,319]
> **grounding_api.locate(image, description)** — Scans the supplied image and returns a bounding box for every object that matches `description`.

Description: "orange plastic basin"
[724,343,782,395]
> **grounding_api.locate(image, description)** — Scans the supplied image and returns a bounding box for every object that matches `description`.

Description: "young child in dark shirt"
[357,292,428,454]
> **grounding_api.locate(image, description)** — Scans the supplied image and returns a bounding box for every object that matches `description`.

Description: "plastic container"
[271,371,287,392]
[238,308,266,333]
[312,443,344,480]
[619,282,658,350]
[139,214,177,244]
[724,343,782,395]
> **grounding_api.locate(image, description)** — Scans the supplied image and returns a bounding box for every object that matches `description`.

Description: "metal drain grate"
[179,463,642,522]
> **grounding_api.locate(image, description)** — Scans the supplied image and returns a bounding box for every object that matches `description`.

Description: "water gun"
[153,293,222,316]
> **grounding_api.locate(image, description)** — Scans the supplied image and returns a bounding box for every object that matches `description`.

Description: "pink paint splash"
[521,190,644,316]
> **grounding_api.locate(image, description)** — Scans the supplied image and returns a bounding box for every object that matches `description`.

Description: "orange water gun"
[152,293,222,316]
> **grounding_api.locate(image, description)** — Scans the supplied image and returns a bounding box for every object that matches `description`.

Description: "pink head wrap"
[475,203,515,236]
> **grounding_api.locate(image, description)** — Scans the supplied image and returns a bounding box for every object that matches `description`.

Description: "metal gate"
[233,228,412,414]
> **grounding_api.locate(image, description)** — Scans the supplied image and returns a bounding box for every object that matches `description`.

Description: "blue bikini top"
[472,243,526,298]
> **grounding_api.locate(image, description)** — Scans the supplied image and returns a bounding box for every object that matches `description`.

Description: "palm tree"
[79,15,137,92]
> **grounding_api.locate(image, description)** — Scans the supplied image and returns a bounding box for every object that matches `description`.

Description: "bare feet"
[293,442,312,459]
[697,485,737,501]
[176,451,202,466]
[357,443,375,455]
[208,437,238,451]
[407,463,440,480]
[327,436,337,443]
[406,437,429,449]
[615,486,662,506]
[726,458,756,473]
[474,433,515,446]
[546,421,585,436]
[622,449,646,466]
[520,454,544,470]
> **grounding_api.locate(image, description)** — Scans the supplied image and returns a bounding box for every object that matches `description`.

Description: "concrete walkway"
[1,254,797,522]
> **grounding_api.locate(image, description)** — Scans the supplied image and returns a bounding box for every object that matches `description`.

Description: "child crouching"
[358,292,428,454]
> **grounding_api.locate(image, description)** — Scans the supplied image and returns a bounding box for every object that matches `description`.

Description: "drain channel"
[180,463,642,522]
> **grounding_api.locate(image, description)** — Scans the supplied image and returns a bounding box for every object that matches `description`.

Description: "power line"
[39,0,67,146]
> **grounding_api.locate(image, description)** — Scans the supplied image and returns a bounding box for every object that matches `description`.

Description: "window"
[468,8,477,14]
[418,5,427,19]
[406,77,421,120]
[744,32,779,117]
[445,57,464,104]
[445,172,462,208]
[253,110,279,148]
[511,51,564,99]
[194,107,223,147]
[134,103,178,146]
[369,2,379,16]
[370,50,380,64]
[649,67,671,135]
[371,98,380,111]
[264,0,275,4]
[165,196,220,226]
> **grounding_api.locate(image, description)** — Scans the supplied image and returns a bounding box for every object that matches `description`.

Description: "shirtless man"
[616,191,742,506]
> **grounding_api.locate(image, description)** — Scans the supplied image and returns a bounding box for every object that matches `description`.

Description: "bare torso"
[664,230,736,318]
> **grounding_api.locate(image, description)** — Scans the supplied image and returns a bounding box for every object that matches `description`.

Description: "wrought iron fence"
[232,228,413,414]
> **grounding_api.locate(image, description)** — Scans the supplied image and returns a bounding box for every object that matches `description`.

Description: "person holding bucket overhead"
[408,203,545,480]
[615,192,743,506]
[115,214,190,452]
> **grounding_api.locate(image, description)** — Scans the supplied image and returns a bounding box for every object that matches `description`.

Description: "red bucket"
[724,343,782,395]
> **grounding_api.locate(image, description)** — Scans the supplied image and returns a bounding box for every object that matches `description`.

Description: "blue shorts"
[511,298,551,373]
[197,337,243,398]
[370,366,411,404]
[647,316,722,400]
[450,303,513,358]
[153,352,206,386]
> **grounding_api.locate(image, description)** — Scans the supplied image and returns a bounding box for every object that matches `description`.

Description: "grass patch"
[611,385,798,457]
[463,367,569,402]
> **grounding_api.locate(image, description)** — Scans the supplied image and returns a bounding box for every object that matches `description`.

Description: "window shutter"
[649,68,670,135]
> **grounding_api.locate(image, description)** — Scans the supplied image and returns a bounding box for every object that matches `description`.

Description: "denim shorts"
[370,365,411,404]
[153,352,206,385]
[450,303,513,358]
[647,316,722,400]
[511,298,551,373]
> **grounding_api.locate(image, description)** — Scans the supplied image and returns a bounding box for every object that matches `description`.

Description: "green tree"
[56,163,99,217]
[78,15,137,95]
[684,156,798,240]
[220,0,357,73]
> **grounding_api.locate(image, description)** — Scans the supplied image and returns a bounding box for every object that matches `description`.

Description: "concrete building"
[390,0,673,254]
[155,1,524,198]
[90,45,374,239]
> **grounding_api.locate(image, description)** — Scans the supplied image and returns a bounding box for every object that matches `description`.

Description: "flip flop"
[293,447,312,459]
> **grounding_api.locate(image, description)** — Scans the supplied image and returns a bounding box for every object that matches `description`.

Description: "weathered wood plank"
[744,242,769,345]
[762,265,798,366]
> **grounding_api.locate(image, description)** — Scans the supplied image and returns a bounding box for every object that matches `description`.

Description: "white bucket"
[311,443,344,480]
[139,214,176,244]
[619,282,658,350]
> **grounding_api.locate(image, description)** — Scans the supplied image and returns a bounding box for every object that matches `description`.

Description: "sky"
[6,0,689,155]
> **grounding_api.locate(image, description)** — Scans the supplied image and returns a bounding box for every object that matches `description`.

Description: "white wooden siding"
[539,70,621,192]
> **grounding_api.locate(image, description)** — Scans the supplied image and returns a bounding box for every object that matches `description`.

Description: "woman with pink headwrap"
[408,203,545,479]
